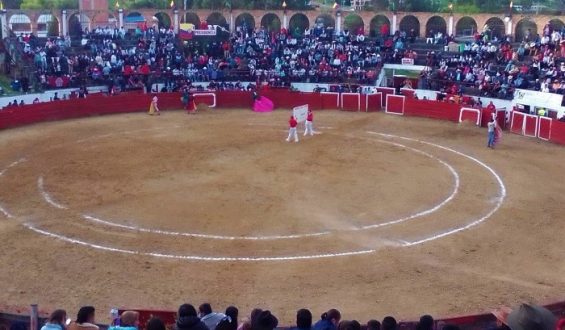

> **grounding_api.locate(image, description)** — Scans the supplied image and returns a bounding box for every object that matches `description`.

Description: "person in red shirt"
[304,108,314,136]
[286,115,299,143]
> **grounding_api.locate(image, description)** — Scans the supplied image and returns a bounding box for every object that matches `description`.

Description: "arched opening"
[484,17,505,39]
[515,19,537,42]
[344,14,364,34]
[399,15,420,37]
[123,12,145,32]
[235,13,255,30]
[182,12,200,26]
[206,12,227,27]
[154,12,171,29]
[426,16,447,35]
[108,13,117,28]
[455,16,476,36]
[260,13,281,33]
[549,19,564,32]
[68,13,91,36]
[9,14,32,35]
[369,15,390,37]
[289,13,309,36]
[37,14,59,38]
[315,13,335,28]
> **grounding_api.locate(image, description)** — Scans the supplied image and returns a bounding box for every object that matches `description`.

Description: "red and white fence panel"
[320,92,340,109]
[537,116,552,141]
[523,113,539,137]
[459,107,482,126]
[510,111,539,137]
[510,112,526,135]
[194,93,217,107]
[365,93,382,112]
[341,93,361,111]
[385,95,405,115]
[376,87,395,107]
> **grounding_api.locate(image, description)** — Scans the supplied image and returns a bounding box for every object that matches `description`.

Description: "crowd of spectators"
[7,16,565,107]
[418,21,565,99]
[37,303,565,330]
[10,19,383,95]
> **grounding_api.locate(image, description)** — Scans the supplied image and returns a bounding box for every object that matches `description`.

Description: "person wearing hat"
[506,304,556,330]
[487,117,498,148]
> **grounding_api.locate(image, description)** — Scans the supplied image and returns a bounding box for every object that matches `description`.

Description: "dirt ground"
[0,109,564,324]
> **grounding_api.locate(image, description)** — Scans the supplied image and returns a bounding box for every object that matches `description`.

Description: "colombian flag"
[179,23,195,39]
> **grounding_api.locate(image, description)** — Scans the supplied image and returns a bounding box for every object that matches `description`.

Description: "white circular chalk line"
[34,129,461,240]
[0,124,506,261]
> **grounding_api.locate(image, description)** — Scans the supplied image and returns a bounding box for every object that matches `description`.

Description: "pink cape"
[253,96,274,112]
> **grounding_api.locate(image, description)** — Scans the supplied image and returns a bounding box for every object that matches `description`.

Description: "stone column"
[61,10,68,36]
[335,11,341,34]
[0,10,8,40]
[118,8,123,28]
[391,13,397,35]
[506,18,512,36]
[174,9,179,33]
[448,15,454,36]
[283,11,288,30]
[229,11,234,32]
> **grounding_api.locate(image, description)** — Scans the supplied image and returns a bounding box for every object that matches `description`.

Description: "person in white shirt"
[487,118,497,148]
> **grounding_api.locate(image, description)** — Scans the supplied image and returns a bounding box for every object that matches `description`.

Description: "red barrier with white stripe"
[376,87,395,107]
[523,113,539,137]
[510,112,526,135]
[459,107,482,126]
[194,93,216,108]
[341,93,361,111]
[365,93,382,112]
[385,95,405,115]
[320,92,340,109]
[538,116,552,141]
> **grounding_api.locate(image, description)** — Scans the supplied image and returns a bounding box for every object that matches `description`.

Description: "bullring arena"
[0,90,565,325]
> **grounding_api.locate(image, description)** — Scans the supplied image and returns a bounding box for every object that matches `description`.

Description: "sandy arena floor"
[0,109,564,323]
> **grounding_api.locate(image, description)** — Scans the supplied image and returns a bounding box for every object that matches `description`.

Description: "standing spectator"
[415,315,434,330]
[109,311,140,330]
[146,318,166,330]
[251,310,278,330]
[366,320,380,330]
[176,304,208,330]
[381,317,397,330]
[41,310,68,330]
[224,306,239,330]
[487,117,497,148]
[291,309,312,330]
[313,309,341,330]
[67,306,99,330]
[199,303,226,330]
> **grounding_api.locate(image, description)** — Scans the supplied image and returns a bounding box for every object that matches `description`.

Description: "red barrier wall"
[3,92,565,149]
[341,93,360,111]
[550,120,565,145]
[366,93,382,112]
[403,99,460,122]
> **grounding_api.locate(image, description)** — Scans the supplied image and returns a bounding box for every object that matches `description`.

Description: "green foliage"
[3,0,23,9]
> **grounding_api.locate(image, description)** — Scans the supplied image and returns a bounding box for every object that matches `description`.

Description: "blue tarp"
[124,15,145,23]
